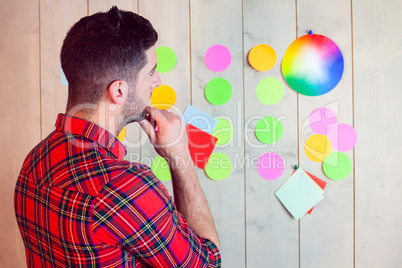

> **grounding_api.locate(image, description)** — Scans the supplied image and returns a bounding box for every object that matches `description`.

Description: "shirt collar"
[55,113,127,160]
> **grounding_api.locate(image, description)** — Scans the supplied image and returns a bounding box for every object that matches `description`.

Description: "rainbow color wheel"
[282,34,344,96]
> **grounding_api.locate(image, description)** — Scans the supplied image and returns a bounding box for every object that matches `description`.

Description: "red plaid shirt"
[14,113,221,268]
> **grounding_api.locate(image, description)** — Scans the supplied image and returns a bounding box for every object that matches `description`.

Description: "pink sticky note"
[309,107,337,135]
[257,152,285,180]
[204,44,231,72]
[327,123,357,152]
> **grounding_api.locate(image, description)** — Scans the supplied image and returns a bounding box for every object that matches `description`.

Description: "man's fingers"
[139,118,156,142]
[145,106,165,123]
[145,114,157,129]
[145,106,177,132]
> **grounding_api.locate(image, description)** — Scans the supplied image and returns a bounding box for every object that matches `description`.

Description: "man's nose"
[153,71,161,88]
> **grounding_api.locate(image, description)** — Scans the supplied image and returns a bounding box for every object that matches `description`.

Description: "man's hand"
[139,106,189,161]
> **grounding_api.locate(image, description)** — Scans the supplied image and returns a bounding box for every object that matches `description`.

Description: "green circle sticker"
[156,46,177,73]
[322,152,352,180]
[205,78,232,105]
[151,155,171,181]
[212,118,233,146]
[256,77,284,105]
[205,152,232,181]
[255,116,283,144]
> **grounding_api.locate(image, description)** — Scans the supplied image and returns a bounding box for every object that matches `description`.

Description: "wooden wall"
[1,0,401,267]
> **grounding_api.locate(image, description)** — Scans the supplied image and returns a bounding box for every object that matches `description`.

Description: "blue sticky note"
[60,65,68,86]
[275,168,324,219]
[181,105,218,135]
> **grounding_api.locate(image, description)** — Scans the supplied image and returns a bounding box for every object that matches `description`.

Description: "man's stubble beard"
[120,87,148,129]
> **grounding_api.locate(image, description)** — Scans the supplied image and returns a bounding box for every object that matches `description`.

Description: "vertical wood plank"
[353,0,402,267]
[0,0,41,266]
[190,1,245,266]
[243,0,299,267]
[138,0,190,196]
[297,1,354,267]
[40,0,87,137]
[88,0,138,15]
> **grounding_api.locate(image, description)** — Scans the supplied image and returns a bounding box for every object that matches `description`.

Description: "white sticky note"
[60,65,68,86]
[181,104,218,135]
[275,169,324,219]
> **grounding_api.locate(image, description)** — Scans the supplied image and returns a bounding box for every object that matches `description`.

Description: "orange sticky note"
[248,44,276,71]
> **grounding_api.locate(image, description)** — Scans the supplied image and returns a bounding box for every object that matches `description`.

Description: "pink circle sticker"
[257,152,285,180]
[204,44,232,72]
[327,123,357,151]
[309,107,337,135]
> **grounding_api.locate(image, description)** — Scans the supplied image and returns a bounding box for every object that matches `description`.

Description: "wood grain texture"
[88,0,138,14]
[190,0,246,266]
[353,0,402,267]
[243,0,299,267]
[2,1,402,267]
[297,1,354,267]
[40,0,87,137]
[0,0,41,266]
[138,0,191,196]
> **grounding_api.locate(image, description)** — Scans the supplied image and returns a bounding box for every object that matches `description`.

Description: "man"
[14,6,221,267]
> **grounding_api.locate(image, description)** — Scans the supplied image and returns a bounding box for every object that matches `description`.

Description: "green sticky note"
[205,78,232,105]
[256,77,284,105]
[151,155,171,181]
[255,116,283,144]
[156,46,177,73]
[212,118,233,146]
[323,152,352,180]
[275,168,324,219]
[205,152,232,180]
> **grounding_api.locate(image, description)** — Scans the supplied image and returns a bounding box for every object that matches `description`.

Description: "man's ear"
[108,80,127,105]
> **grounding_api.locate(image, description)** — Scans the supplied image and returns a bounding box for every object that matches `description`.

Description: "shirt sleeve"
[91,166,221,268]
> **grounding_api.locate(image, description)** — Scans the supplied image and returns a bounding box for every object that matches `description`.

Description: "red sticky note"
[292,169,327,214]
[186,124,217,169]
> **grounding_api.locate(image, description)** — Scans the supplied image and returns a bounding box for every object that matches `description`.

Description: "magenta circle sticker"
[309,107,338,135]
[327,123,357,151]
[204,44,232,72]
[257,152,285,180]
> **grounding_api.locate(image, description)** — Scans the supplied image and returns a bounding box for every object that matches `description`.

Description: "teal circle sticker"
[156,46,177,73]
[205,78,232,105]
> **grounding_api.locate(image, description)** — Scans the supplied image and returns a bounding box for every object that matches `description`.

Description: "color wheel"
[282,34,344,96]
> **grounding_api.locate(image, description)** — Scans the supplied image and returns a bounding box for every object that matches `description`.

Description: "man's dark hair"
[61,6,158,112]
